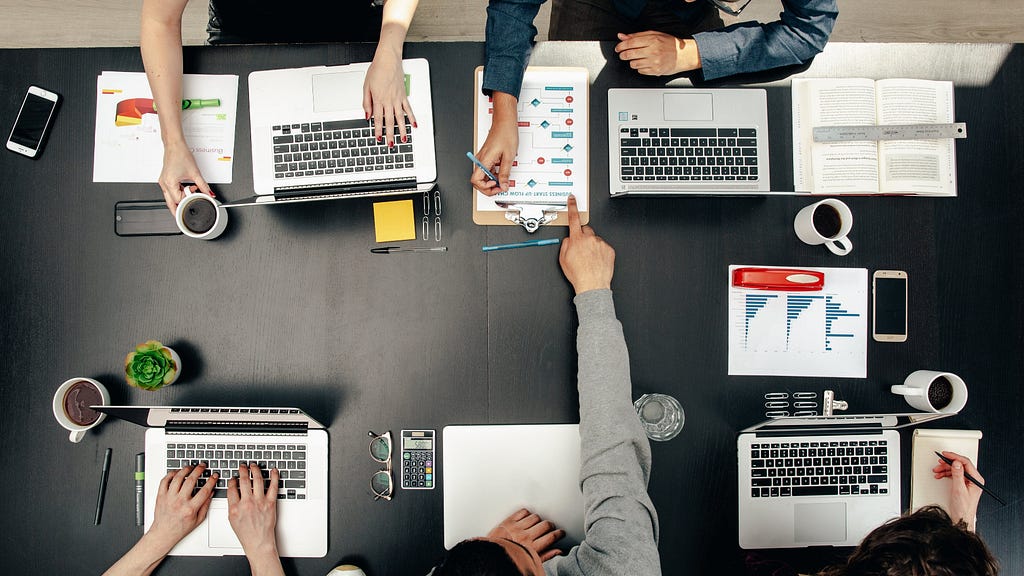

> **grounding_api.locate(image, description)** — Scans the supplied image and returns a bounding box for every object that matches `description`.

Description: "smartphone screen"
[874,276,908,337]
[10,92,57,150]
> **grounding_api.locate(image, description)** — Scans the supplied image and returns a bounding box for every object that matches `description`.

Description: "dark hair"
[431,539,523,576]
[818,506,999,576]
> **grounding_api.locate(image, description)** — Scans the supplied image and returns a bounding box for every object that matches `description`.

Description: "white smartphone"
[872,270,908,342]
[7,85,61,158]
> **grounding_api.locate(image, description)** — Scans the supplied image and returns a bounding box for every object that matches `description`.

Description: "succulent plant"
[125,340,178,390]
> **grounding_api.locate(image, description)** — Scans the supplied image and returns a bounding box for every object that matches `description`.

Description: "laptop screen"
[742,412,953,434]
[94,406,326,429]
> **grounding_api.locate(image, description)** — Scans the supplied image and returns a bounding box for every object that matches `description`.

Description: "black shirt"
[206,0,384,44]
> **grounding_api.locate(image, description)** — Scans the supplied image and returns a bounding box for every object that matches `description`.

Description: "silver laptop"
[608,88,772,196]
[442,424,585,549]
[227,59,437,206]
[96,406,329,557]
[738,412,952,549]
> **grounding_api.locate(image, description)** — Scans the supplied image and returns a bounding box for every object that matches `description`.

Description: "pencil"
[934,451,1005,506]
[482,238,562,252]
[94,448,112,525]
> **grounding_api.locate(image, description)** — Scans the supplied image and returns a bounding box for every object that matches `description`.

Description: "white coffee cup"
[175,187,228,240]
[794,199,853,256]
[891,370,967,414]
[53,378,110,443]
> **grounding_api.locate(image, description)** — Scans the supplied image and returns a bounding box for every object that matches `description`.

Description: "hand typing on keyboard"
[228,463,285,574]
[363,1,419,148]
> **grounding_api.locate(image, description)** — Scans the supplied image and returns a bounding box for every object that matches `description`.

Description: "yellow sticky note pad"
[373,199,417,243]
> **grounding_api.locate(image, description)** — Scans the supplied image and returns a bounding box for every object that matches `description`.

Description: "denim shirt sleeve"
[693,0,838,81]
[482,0,548,97]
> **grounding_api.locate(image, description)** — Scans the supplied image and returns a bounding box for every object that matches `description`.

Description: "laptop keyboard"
[271,119,415,180]
[618,127,759,182]
[749,439,890,498]
[166,442,308,500]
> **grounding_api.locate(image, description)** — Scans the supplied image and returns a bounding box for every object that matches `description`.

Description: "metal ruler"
[812,122,967,142]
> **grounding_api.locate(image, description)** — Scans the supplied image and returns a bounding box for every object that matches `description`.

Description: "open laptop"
[225,58,437,207]
[738,412,953,549]
[442,424,585,549]
[607,88,772,197]
[96,406,328,557]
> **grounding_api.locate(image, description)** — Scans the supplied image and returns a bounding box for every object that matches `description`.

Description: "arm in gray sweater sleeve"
[545,289,662,576]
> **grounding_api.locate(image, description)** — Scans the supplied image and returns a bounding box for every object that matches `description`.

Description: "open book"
[793,78,957,196]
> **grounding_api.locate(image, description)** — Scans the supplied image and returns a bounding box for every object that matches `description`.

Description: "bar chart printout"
[728,266,868,377]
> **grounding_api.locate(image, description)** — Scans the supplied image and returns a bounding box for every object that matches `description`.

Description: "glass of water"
[634,393,684,441]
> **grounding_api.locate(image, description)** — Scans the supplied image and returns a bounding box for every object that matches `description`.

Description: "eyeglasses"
[368,430,393,501]
[706,0,753,16]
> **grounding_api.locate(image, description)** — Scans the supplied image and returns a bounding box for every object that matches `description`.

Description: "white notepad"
[910,428,982,512]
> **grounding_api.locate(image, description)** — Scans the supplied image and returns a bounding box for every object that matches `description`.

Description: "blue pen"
[482,238,562,252]
[466,151,499,182]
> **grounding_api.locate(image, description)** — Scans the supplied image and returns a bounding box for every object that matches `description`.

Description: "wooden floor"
[0,0,1021,48]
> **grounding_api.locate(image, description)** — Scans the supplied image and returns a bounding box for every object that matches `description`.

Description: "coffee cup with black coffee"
[175,186,228,240]
[52,378,111,442]
[794,199,853,256]
[891,370,968,414]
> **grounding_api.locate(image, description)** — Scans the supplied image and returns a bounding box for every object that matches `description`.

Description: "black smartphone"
[872,270,908,342]
[114,200,181,236]
[7,85,61,158]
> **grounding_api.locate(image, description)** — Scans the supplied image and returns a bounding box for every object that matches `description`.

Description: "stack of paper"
[93,71,238,183]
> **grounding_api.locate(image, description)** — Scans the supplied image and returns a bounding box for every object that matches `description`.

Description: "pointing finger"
[566,195,582,236]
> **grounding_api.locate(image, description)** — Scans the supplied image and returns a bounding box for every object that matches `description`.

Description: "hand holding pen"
[932,451,998,531]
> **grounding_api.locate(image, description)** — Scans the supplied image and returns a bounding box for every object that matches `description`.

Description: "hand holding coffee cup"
[794,199,853,256]
[175,185,228,240]
[53,378,110,442]
[891,370,968,414]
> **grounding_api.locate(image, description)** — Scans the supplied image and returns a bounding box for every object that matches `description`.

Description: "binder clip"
[822,390,848,417]
[496,200,567,233]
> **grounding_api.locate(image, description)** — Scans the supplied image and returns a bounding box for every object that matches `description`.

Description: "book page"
[876,79,956,196]
[793,78,880,194]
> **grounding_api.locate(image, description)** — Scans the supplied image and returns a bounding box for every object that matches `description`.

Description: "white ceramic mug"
[52,378,110,443]
[175,186,228,240]
[891,370,967,414]
[794,199,853,256]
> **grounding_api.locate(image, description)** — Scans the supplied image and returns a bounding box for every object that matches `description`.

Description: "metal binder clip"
[496,201,566,233]
[822,390,848,417]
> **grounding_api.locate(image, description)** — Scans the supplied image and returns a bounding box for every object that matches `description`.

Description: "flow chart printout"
[728,265,868,378]
[474,67,589,212]
[93,71,238,183]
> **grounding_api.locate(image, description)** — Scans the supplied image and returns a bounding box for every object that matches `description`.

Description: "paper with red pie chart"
[474,67,589,213]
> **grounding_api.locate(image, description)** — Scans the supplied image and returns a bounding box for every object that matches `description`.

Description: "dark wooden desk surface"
[0,42,1021,575]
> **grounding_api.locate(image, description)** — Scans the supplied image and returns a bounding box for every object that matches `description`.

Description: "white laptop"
[226,58,437,206]
[96,406,329,557]
[738,412,953,549]
[442,424,585,550]
[607,88,772,196]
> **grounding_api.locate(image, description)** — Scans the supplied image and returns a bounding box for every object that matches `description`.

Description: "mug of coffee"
[794,199,853,256]
[175,186,228,240]
[52,378,110,443]
[891,370,967,414]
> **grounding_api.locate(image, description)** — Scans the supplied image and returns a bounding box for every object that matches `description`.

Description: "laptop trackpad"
[208,508,243,549]
[312,71,364,114]
[664,93,713,122]
[794,502,847,543]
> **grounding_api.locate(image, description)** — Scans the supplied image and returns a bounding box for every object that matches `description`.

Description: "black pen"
[934,451,1005,506]
[94,448,112,525]
[135,453,145,526]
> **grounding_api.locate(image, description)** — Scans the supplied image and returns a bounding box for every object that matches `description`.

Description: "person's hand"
[159,140,214,215]
[147,464,218,551]
[933,451,983,531]
[487,508,565,562]
[471,91,518,195]
[615,31,701,76]
[364,50,417,149]
[559,195,615,295]
[227,463,281,557]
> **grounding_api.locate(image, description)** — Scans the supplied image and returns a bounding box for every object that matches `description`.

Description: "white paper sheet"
[93,71,238,183]
[474,67,589,211]
[728,265,868,377]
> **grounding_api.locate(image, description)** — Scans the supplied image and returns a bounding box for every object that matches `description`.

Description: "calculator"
[400,429,435,489]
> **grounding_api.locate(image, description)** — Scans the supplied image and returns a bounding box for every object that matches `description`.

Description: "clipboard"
[472,66,590,231]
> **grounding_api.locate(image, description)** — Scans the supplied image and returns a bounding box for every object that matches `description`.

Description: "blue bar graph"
[825,295,861,351]
[786,295,825,348]
[744,294,778,349]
